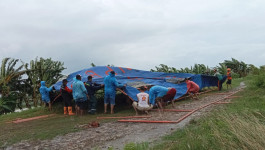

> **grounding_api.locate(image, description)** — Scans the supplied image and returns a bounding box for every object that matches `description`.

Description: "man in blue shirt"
[147,85,176,111]
[104,71,126,114]
[72,74,88,116]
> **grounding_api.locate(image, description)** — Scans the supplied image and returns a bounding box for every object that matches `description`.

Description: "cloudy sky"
[1,0,265,74]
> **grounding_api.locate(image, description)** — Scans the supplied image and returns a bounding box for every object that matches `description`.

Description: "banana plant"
[25,57,65,106]
[0,58,26,97]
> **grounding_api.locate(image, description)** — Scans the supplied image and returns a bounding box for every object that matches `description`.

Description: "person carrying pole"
[103,71,126,114]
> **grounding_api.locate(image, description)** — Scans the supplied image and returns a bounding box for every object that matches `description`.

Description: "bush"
[0,92,17,115]
[252,72,265,88]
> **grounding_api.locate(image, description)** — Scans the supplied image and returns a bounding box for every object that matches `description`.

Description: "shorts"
[42,99,50,103]
[132,102,153,111]
[104,93,116,105]
[226,79,232,84]
[76,101,88,110]
[163,88,177,101]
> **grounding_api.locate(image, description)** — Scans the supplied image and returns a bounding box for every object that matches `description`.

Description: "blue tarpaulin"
[53,66,220,101]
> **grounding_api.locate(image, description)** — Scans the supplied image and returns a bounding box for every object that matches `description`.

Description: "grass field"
[2,75,264,150]
[0,103,135,148]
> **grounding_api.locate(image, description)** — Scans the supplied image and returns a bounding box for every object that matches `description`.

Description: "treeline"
[151,58,262,78]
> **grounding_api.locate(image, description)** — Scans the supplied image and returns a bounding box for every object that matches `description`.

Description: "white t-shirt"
[137,92,149,108]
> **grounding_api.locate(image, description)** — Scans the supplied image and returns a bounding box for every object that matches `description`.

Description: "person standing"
[39,81,54,111]
[226,68,232,89]
[60,79,75,115]
[214,69,224,91]
[103,71,126,114]
[85,76,103,115]
[72,75,88,116]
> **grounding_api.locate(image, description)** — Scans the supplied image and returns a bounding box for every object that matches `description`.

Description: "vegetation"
[0,57,260,115]
[0,57,65,115]
[151,58,256,78]
[0,103,135,147]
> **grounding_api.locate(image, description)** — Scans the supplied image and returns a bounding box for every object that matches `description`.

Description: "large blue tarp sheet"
[53,66,220,101]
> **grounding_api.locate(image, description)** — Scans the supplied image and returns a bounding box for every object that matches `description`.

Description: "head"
[146,85,153,91]
[227,68,231,72]
[185,78,191,83]
[87,76,92,81]
[40,81,46,86]
[139,86,146,92]
[76,74,81,81]
[109,71,115,77]
[62,79,68,85]
[213,68,217,72]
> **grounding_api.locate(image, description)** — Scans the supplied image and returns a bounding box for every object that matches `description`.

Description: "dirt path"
[7,83,245,150]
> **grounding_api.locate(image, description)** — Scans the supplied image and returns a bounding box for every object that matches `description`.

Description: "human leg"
[110,105,115,114]
[90,95,97,114]
[48,102,52,111]
[132,102,139,115]
[104,94,110,113]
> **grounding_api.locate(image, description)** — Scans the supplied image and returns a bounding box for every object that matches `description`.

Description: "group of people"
[214,68,232,91]
[132,78,200,115]
[40,68,232,116]
[39,71,126,115]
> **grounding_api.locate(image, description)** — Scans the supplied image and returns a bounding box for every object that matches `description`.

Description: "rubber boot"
[68,106,75,116]
[64,107,68,115]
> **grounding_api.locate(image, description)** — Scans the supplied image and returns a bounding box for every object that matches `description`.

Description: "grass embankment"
[124,76,265,150]
[0,103,135,148]
[150,76,265,150]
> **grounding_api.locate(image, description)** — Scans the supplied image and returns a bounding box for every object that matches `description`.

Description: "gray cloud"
[1,0,265,74]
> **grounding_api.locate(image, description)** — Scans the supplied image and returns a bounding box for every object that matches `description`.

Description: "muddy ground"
[7,83,245,150]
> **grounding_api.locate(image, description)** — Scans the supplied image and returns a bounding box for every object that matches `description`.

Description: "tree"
[25,57,65,106]
[0,58,25,97]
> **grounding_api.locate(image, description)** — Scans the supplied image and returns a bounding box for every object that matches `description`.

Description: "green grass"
[0,103,135,148]
[149,76,265,150]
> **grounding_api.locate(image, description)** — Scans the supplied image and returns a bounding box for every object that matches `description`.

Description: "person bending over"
[185,78,200,100]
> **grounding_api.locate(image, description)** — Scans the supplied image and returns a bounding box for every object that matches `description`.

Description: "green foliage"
[151,64,210,74]
[251,71,265,88]
[0,92,17,115]
[0,58,25,96]
[25,57,65,106]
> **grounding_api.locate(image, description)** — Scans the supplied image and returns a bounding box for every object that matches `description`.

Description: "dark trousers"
[88,95,97,113]
[218,80,223,91]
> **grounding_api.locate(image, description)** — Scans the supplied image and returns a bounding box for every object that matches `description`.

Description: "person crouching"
[132,86,153,115]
